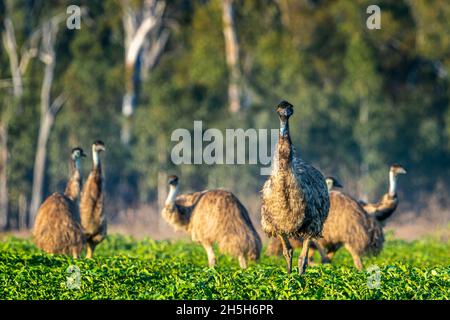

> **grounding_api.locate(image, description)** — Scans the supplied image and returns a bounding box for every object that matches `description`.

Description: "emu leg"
[327,250,335,261]
[86,240,96,259]
[238,255,247,269]
[86,234,104,259]
[278,234,293,274]
[307,247,316,265]
[314,241,331,264]
[72,247,79,259]
[345,244,363,270]
[202,243,216,268]
[298,238,311,275]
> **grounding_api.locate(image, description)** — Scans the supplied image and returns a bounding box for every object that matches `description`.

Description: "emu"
[261,100,330,275]
[162,175,261,268]
[359,164,407,222]
[80,140,106,258]
[33,147,86,258]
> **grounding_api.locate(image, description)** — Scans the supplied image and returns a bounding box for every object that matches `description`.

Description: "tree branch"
[125,1,166,66]
[141,28,169,76]
[49,93,67,116]
[2,18,23,97]
[19,29,41,74]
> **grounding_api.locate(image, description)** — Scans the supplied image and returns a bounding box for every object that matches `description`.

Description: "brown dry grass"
[3,194,449,243]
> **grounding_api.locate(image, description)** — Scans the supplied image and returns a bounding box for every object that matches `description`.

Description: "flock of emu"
[32,101,406,275]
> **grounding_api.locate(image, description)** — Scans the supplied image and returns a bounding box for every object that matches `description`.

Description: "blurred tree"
[29,14,67,225]
[221,0,245,113]
[1,0,41,228]
[1,0,449,231]
[120,0,168,144]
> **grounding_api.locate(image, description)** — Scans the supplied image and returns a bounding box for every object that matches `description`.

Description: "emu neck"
[278,118,293,169]
[165,185,179,208]
[92,148,102,173]
[280,118,290,140]
[65,158,82,201]
[326,180,333,192]
[389,171,397,196]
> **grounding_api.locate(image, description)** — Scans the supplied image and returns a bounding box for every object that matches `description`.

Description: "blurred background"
[0,0,449,240]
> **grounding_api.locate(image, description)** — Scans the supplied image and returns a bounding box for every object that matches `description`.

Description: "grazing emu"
[261,101,330,275]
[80,141,106,259]
[359,164,406,222]
[267,176,386,270]
[33,147,86,258]
[162,175,261,268]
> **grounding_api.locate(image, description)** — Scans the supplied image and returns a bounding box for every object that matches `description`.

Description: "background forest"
[1,0,449,238]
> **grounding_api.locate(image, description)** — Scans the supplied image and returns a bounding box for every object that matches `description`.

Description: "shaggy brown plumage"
[33,148,86,258]
[266,177,385,270]
[359,164,406,222]
[316,189,384,269]
[162,175,262,268]
[261,101,330,274]
[80,141,106,259]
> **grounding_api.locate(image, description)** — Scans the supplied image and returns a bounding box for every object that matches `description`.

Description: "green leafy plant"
[0,235,448,300]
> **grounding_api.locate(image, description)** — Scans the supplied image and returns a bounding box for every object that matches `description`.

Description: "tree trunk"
[357,99,370,201]
[28,18,64,225]
[0,124,8,230]
[29,113,55,223]
[157,168,167,213]
[222,0,243,113]
[121,0,167,144]
[18,193,27,230]
[156,135,167,231]
[276,0,291,30]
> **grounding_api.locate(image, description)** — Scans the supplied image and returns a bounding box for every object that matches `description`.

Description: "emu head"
[168,175,179,187]
[71,147,87,160]
[325,176,343,191]
[390,164,406,176]
[276,100,294,121]
[93,140,106,153]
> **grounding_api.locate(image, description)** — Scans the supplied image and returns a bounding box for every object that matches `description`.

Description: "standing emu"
[80,140,106,258]
[33,147,86,258]
[261,101,330,275]
[359,164,406,222]
[162,175,261,268]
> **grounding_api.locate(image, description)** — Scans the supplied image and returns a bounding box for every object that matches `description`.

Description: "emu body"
[33,148,86,258]
[33,193,84,257]
[162,176,261,268]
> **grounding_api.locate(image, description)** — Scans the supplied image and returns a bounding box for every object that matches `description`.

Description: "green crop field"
[0,234,448,300]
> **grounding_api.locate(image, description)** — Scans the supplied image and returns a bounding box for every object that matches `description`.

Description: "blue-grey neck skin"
[165,185,179,207]
[75,158,81,172]
[389,170,397,196]
[280,119,289,138]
